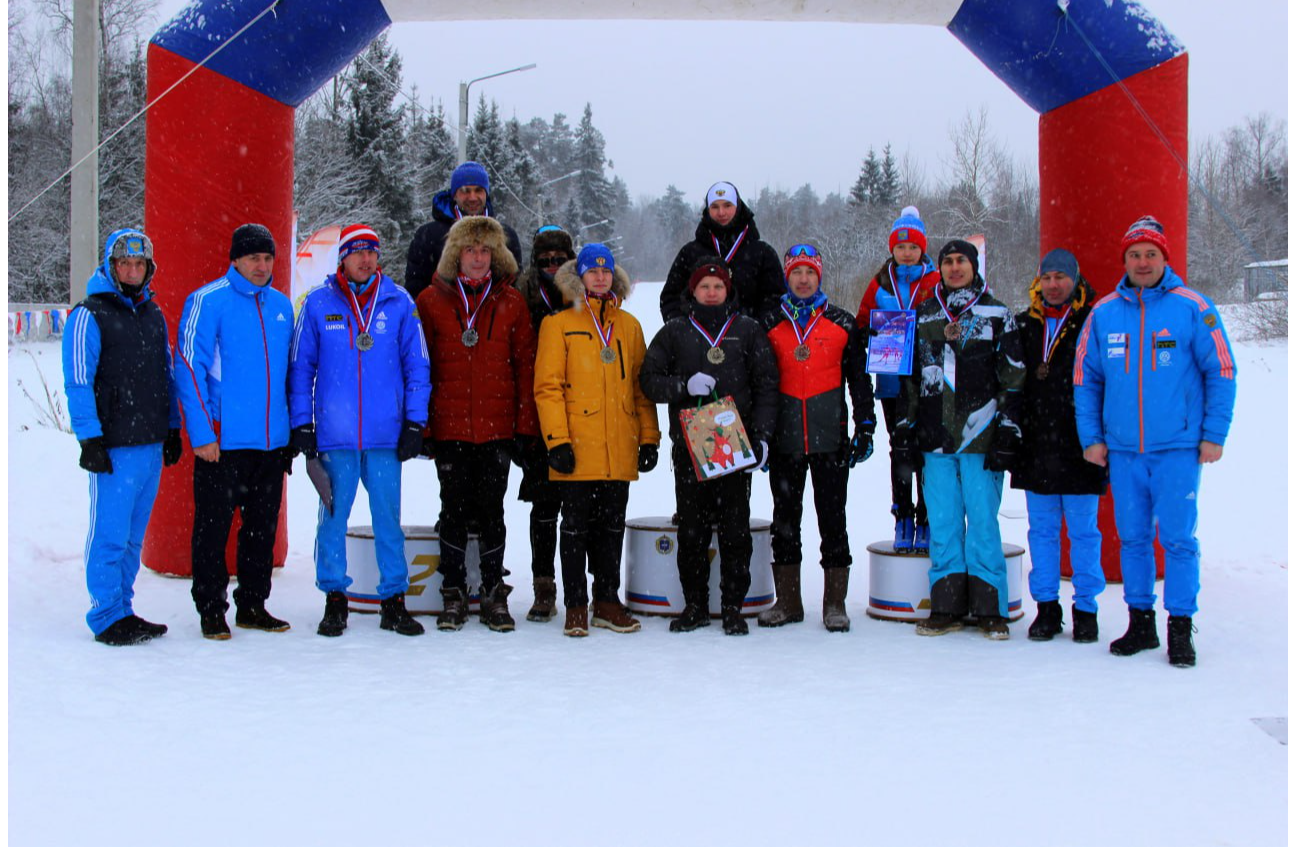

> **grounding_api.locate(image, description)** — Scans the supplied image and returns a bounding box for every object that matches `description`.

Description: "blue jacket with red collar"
[289,272,431,452]
[175,265,294,451]
[1073,268,1236,453]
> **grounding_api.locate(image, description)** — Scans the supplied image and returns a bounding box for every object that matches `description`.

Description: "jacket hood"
[1028,273,1095,319]
[89,228,156,303]
[431,187,496,224]
[437,216,519,282]
[553,258,632,307]
[529,228,575,264]
[694,198,759,243]
[1115,266,1184,302]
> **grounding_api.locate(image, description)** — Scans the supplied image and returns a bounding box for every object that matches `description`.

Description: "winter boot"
[822,567,851,633]
[317,591,349,637]
[200,613,231,641]
[94,616,154,646]
[436,586,469,631]
[915,613,963,636]
[1109,607,1160,656]
[380,594,425,636]
[1027,601,1064,641]
[1071,605,1099,643]
[235,604,291,632]
[912,520,930,555]
[526,577,558,623]
[128,615,168,638]
[978,616,1010,640]
[721,605,749,636]
[1167,615,1197,668]
[478,583,516,632]
[893,513,915,553]
[563,606,589,637]
[592,600,641,633]
[669,602,712,633]
[758,564,804,627]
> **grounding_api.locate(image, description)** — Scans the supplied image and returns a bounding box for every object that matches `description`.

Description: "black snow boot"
[822,567,850,633]
[200,613,231,641]
[669,602,712,633]
[235,604,290,632]
[721,605,749,636]
[317,591,349,637]
[977,616,1010,640]
[758,564,803,627]
[527,576,558,622]
[1110,607,1160,656]
[478,583,516,632]
[95,616,154,646]
[437,586,469,631]
[128,615,167,638]
[380,593,424,636]
[1027,601,1064,641]
[1072,605,1099,643]
[1167,615,1197,668]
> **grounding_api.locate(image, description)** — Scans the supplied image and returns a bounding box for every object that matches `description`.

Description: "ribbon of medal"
[936,279,987,342]
[710,225,749,264]
[586,295,620,364]
[1039,308,1073,378]
[689,313,736,364]
[889,264,923,311]
[344,279,381,351]
[456,277,493,347]
[782,302,823,362]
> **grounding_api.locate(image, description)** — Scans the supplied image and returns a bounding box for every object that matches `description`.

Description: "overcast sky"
[148,0,1288,204]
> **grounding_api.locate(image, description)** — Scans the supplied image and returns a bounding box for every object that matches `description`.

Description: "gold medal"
[461,328,479,347]
[706,346,726,365]
[356,332,374,351]
[1037,362,1050,380]
[599,345,616,364]
[944,321,962,341]
[794,344,811,362]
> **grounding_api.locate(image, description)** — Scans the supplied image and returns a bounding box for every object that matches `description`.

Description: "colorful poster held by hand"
[867,309,916,375]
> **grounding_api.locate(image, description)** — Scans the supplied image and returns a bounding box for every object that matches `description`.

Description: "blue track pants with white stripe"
[83,444,163,634]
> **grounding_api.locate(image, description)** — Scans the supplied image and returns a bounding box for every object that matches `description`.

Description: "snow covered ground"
[6,287,1287,846]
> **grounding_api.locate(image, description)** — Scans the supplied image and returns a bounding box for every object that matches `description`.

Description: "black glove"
[79,437,112,474]
[984,427,1022,473]
[279,446,295,475]
[163,428,183,467]
[638,443,659,472]
[290,424,317,460]
[548,443,576,474]
[849,421,875,467]
[421,438,438,459]
[513,434,545,470]
[397,421,424,462]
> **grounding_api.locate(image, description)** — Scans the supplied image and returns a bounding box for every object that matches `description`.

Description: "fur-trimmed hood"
[1027,273,1095,319]
[553,258,632,307]
[436,216,519,282]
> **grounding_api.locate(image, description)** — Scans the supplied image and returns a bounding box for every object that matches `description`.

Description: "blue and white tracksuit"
[1074,268,1237,616]
[289,273,431,598]
[63,229,181,635]
[1025,492,1104,613]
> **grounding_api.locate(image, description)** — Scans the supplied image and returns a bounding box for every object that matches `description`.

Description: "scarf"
[780,290,827,328]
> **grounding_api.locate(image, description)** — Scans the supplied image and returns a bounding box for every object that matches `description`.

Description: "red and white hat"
[1120,215,1170,261]
[338,224,381,264]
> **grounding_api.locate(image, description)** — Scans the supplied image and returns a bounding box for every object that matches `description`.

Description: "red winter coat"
[416,275,540,442]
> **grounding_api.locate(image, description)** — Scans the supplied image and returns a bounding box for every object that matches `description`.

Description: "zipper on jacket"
[1151,332,1158,371]
[257,297,271,450]
[617,339,625,380]
[357,314,364,450]
[1137,295,1146,453]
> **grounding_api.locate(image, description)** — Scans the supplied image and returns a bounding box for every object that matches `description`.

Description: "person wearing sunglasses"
[855,206,941,555]
[758,244,875,632]
[659,180,785,323]
[513,224,578,622]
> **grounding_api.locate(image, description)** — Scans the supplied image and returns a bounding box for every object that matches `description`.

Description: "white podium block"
[866,541,1024,622]
[624,516,775,617]
[344,525,482,614]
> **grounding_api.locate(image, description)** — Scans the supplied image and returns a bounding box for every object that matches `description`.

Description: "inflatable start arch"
[142,0,1187,574]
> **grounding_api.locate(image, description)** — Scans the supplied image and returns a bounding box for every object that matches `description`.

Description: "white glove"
[746,439,768,473]
[686,372,716,397]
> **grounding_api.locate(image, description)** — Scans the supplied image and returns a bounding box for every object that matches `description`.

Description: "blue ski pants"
[922,452,1007,617]
[314,449,408,599]
[83,443,162,635]
[1024,491,1105,613]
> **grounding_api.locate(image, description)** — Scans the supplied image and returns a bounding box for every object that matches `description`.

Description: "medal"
[794,344,811,362]
[600,346,617,364]
[356,332,374,351]
[944,321,962,341]
[1037,362,1050,380]
[341,274,380,353]
[584,295,621,365]
[456,276,494,350]
[689,313,738,368]
[935,279,988,346]
[781,301,824,366]
[461,328,479,347]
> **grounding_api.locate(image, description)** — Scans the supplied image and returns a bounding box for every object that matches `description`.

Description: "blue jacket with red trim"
[175,265,293,451]
[1073,268,1236,453]
[289,273,430,452]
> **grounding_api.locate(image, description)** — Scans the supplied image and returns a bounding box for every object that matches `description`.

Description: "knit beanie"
[688,259,732,294]
[576,243,615,277]
[705,181,739,207]
[937,239,979,268]
[1038,248,1079,279]
[338,224,381,264]
[230,223,276,260]
[451,160,491,194]
[1120,215,1170,261]
[783,244,823,283]
[889,206,928,254]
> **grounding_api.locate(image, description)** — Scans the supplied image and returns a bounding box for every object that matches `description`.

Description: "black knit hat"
[230,223,276,261]
[937,239,978,267]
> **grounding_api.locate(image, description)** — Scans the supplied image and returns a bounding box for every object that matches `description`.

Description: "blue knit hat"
[576,243,615,277]
[1038,248,1079,280]
[451,161,490,193]
[889,206,927,254]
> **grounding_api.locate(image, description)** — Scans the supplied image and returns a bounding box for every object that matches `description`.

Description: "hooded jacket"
[175,259,294,451]
[416,216,539,443]
[404,188,524,302]
[899,276,1025,455]
[641,286,779,449]
[289,271,431,452]
[1073,267,1236,454]
[516,227,575,331]
[1010,275,1107,494]
[63,228,181,447]
[659,200,785,322]
[855,257,942,398]
[534,259,660,481]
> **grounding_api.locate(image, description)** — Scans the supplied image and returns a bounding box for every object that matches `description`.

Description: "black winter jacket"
[659,201,785,322]
[1010,279,1108,495]
[405,189,523,302]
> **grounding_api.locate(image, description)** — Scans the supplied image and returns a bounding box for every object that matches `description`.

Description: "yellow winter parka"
[534,260,660,482]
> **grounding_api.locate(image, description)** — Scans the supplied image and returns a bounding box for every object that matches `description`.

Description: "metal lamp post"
[457,63,536,164]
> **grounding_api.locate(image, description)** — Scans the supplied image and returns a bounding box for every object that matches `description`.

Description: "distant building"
[1244,259,1288,300]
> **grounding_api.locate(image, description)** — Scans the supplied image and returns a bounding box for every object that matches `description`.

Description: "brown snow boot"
[436,586,469,631]
[758,564,803,627]
[563,606,588,637]
[592,600,641,633]
[822,567,851,632]
[527,577,558,622]
[478,583,516,632]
